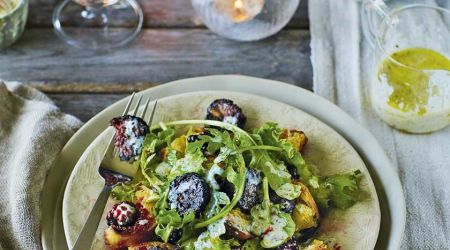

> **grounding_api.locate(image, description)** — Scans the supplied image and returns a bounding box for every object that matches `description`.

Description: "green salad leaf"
[143,128,175,154]
[249,125,301,200]
[315,170,366,209]
[142,119,367,248]
[193,219,239,250]
[254,122,367,210]
[205,191,231,219]
[250,177,295,248]
[167,150,206,180]
[140,153,164,190]
[153,186,196,242]
[241,239,260,250]
[111,182,142,203]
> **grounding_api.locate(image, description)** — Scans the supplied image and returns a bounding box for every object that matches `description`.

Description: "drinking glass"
[53,0,143,50]
[362,2,450,133]
[0,0,28,49]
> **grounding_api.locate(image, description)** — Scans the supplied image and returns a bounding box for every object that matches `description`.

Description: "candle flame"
[234,0,244,10]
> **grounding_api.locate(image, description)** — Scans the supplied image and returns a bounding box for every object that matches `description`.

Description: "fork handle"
[71,185,112,250]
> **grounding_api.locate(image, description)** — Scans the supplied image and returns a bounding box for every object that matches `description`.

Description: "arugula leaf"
[140,153,164,190]
[250,177,271,236]
[142,128,175,154]
[206,164,225,190]
[187,219,236,250]
[248,130,300,200]
[185,128,233,156]
[153,186,196,242]
[167,150,206,180]
[204,191,231,219]
[259,208,295,248]
[195,156,246,228]
[138,128,177,190]
[241,239,260,250]
[250,177,295,248]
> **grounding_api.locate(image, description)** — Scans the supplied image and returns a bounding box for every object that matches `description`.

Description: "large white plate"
[63,91,381,249]
[41,75,405,250]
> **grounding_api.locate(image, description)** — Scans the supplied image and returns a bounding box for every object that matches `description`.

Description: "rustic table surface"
[0,0,312,122]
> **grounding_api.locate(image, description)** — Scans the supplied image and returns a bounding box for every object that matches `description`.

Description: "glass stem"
[101,8,109,36]
[81,6,98,19]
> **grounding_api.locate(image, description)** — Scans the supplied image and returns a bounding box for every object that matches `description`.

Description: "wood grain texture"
[28,0,309,29]
[1,28,312,90]
[32,82,158,93]
[48,94,127,121]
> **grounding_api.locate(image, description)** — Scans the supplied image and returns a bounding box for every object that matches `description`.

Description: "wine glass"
[53,0,143,50]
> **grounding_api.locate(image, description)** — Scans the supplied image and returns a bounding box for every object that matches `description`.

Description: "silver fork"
[72,93,158,250]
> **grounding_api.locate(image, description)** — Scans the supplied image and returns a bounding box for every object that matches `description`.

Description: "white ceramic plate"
[41,75,405,250]
[63,91,381,249]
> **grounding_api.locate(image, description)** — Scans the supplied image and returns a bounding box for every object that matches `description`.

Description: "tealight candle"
[192,0,299,41]
[214,0,265,23]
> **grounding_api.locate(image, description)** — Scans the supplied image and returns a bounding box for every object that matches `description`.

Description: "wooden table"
[0,0,312,122]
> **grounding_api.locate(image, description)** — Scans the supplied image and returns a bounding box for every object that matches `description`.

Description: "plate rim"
[41,74,405,250]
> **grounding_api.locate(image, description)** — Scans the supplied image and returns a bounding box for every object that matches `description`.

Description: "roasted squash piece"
[224,209,253,240]
[280,129,308,152]
[292,182,320,232]
[128,241,175,250]
[302,239,329,250]
[293,203,316,231]
[296,182,320,220]
[170,135,186,154]
[134,185,158,212]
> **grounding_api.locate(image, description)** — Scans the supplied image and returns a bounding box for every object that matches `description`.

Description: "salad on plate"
[103,98,368,250]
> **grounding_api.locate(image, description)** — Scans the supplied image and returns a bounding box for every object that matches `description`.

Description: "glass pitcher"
[362,1,450,133]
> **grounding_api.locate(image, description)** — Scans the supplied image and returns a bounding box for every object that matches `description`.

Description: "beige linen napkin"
[0,81,82,250]
[309,0,450,249]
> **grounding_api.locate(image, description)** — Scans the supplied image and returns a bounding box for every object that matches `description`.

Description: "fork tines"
[122,92,157,124]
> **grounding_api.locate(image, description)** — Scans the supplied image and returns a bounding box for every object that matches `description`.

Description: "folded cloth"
[0,82,82,250]
[309,0,450,249]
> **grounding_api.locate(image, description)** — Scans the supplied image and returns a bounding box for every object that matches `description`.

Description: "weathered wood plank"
[32,82,158,93]
[48,93,127,121]
[1,28,313,90]
[27,0,309,29]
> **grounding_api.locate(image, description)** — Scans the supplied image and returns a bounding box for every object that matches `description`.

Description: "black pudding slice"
[276,238,299,250]
[219,168,262,213]
[269,189,295,214]
[237,168,262,213]
[110,115,149,161]
[168,173,211,217]
[206,99,247,128]
[167,228,183,244]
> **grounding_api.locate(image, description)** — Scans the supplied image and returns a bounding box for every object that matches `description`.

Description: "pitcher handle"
[361,0,396,48]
